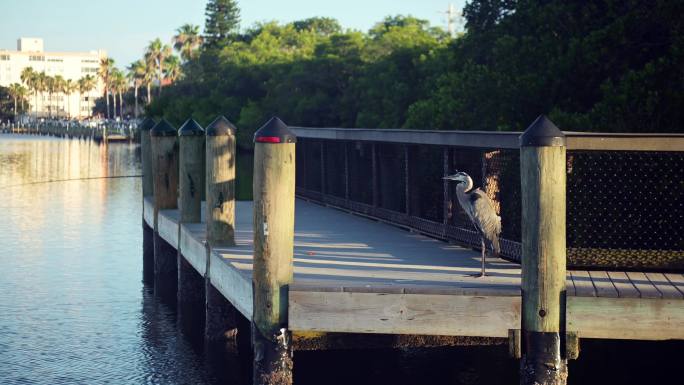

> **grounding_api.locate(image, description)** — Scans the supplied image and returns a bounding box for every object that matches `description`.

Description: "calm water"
[0,135,222,384]
[0,134,681,385]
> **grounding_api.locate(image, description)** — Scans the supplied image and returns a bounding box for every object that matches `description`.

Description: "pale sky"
[0,0,466,67]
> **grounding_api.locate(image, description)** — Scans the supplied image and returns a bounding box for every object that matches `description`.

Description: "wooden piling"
[150,119,179,302]
[205,116,237,245]
[177,118,206,331]
[140,117,156,198]
[519,115,568,385]
[140,117,156,285]
[179,119,205,223]
[252,117,296,385]
[204,116,240,348]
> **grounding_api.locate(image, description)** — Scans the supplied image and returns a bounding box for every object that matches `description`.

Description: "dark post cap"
[139,117,156,131]
[253,117,296,144]
[520,115,566,147]
[178,118,205,136]
[206,116,236,136]
[150,119,177,137]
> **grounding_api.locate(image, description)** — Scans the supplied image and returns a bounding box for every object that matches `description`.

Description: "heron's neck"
[458,175,474,193]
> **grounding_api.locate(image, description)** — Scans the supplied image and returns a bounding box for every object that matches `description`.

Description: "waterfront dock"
[145,197,684,340]
[141,115,684,385]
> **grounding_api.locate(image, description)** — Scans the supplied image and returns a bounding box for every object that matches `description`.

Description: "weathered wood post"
[140,117,156,285]
[141,117,156,198]
[150,119,179,302]
[519,115,568,385]
[204,116,241,349]
[252,117,296,385]
[177,118,206,333]
[206,116,237,245]
[179,119,205,223]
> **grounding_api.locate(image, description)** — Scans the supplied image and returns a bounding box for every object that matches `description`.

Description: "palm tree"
[163,55,182,85]
[99,57,114,119]
[17,85,29,114]
[78,75,97,118]
[20,67,36,120]
[35,72,47,118]
[173,24,203,62]
[53,75,65,118]
[127,60,145,118]
[64,79,77,119]
[110,69,126,120]
[142,58,156,105]
[45,75,57,119]
[7,83,22,117]
[145,38,172,96]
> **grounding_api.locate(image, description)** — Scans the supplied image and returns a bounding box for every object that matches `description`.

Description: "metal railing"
[290,126,684,271]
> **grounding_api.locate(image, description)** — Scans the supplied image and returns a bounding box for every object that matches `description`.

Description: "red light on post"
[255,136,281,143]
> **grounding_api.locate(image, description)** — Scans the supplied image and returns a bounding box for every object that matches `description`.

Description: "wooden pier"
[145,196,684,341]
[141,116,684,385]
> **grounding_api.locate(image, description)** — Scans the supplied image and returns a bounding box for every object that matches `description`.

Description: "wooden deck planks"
[645,272,684,299]
[565,272,576,296]
[606,271,640,298]
[588,270,618,298]
[625,271,662,299]
[665,273,684,297]
[569,270,596,297]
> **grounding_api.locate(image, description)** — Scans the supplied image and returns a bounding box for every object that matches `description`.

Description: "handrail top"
[289,126,684,151]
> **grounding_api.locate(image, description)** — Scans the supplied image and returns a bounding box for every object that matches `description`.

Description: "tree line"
[145,0,682,150]
[7,0,679,137]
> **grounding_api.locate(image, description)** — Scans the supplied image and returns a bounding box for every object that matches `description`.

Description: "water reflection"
[0,134,220,384]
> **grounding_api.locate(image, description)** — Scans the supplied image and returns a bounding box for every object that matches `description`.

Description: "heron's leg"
[480,238,486,277]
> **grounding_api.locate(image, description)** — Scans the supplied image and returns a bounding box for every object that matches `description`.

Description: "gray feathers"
[466,188,502,256]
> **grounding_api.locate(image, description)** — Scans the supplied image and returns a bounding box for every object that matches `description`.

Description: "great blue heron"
[443,171,501,277]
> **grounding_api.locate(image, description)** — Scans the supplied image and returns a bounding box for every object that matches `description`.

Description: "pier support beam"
[519,116,568,385]
[178,119,206,333]
[150,119,179,304]
[204,116,240,348]
[252,117,296,385]
[140,118,156,285]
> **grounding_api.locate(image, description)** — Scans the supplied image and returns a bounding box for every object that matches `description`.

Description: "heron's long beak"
[443,174,459,181]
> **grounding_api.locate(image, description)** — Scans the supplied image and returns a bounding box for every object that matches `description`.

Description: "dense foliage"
[148,0,684,150]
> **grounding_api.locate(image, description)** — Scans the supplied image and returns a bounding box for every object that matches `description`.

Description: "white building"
[0,37,106,119]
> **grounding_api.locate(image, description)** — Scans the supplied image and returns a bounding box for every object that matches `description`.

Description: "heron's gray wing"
[469,188,502,242]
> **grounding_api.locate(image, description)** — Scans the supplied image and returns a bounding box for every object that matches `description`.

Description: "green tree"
[111,69,127,119]
[204,0,240,47]
[147,4,684,136]
[292,17,341,36]
[64,79,77,119]
[20,67,37,119]
[127,60,146,118]
[7,83,23,117]
[145,38,172,97]
[173,24,203,62]
[78,75,97,118]
[163,55,182,87]
[35,72,47,118]
[99,57,114,119]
